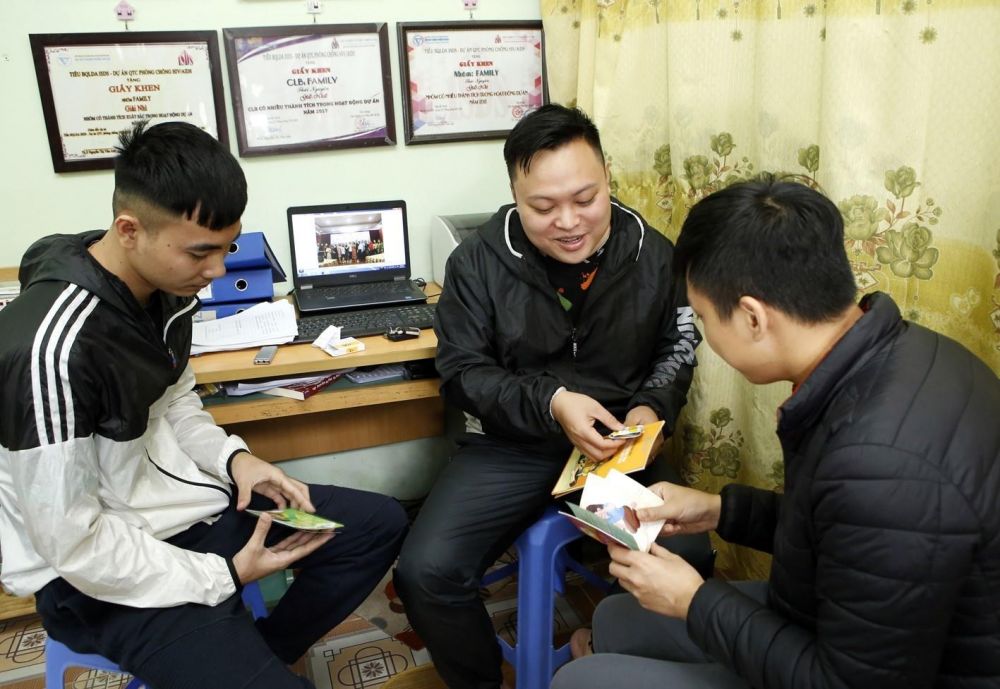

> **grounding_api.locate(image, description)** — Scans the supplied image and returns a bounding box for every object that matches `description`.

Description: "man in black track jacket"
[0,122,407,688]
[393,104,702,689]
[553,177,1000,689]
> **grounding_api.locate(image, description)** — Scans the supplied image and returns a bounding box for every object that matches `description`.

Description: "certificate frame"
[222,23,396,157]
[397,21,547,145]
[29,31,228,173]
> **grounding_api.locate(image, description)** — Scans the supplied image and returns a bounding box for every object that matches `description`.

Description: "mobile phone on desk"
[253,345,278,365]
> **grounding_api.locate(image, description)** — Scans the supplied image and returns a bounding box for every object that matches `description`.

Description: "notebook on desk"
[287,200,427,315]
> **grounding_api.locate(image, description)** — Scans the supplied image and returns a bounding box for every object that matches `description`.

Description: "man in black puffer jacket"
[553,177,1000,689]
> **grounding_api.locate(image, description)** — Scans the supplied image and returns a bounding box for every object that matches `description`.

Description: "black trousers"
[393,434,713,689]
[36,483,408,689]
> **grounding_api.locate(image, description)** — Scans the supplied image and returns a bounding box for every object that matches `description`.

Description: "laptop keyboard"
[295,303,437,343]
[310,282,418,298]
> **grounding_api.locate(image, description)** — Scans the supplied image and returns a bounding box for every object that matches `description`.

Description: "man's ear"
[737,296,769,341]
[111,214,143,248]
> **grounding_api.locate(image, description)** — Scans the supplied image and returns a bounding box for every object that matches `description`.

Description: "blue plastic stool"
[481,506,613,689]
[44,581,267,689]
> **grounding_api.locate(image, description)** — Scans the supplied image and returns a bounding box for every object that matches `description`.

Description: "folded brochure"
[559,469,665,552]
[551,420,665,497]
[246,508,343,532]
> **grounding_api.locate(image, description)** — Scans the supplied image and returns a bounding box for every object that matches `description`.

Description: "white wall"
[0,0,542,283]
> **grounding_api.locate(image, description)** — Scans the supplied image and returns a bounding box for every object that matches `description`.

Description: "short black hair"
[113,120,247,230]
[503,104,604,180]
[674,175,857,323]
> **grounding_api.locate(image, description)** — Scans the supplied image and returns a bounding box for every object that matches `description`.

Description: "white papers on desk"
[191,300,297,355]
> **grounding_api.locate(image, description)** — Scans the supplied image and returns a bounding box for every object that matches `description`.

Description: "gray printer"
[430,212,493,285]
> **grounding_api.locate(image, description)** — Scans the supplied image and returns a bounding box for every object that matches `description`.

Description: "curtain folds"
[541,0,1000,578]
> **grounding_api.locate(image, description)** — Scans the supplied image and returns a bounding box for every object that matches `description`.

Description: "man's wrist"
[626,404,659,424]
[679,579,706,620]
[226,450,251,484]
[548,386,567,419]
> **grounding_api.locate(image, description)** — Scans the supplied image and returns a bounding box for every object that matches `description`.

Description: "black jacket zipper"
[146,452,232,499]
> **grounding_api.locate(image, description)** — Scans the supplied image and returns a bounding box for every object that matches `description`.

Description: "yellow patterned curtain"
[541,0,1000,579]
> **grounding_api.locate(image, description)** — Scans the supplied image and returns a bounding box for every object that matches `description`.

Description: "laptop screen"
[287,200,411,288]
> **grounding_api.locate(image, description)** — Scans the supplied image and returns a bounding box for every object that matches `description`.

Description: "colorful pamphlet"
[551,420,666,497]
[246,508,343,532]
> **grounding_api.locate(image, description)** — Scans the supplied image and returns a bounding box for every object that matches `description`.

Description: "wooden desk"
[191,329,444,462]
[192,328,437,383]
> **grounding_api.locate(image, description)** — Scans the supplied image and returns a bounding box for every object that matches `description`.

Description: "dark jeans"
[551,582,766,689]
[36,483,408,689]
[393,434,714,689]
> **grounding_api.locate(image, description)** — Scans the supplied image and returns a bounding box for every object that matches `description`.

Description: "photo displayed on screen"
[290,205,408,278]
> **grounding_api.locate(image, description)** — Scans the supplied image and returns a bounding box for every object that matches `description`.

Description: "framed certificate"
[29,31,228,173]
[223,24,396,157]
[397,21,547,145]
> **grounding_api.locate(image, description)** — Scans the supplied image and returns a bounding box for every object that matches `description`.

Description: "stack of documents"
[191,300,297,355]
[223,372,341,396]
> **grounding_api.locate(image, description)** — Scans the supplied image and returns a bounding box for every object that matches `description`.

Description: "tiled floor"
[0,553,609,689]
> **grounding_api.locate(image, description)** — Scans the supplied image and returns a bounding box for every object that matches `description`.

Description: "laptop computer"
[287,200,427,314]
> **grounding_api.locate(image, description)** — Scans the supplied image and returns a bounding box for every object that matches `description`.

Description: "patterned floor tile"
[309,628,425,689]
[0,618,45,676]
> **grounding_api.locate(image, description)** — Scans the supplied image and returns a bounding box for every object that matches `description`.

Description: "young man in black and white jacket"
[0,121,407,688]
[393,104,703,689]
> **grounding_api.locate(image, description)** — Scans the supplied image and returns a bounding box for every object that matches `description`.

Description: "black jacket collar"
[19,230,196,329]
[778,292,906,434]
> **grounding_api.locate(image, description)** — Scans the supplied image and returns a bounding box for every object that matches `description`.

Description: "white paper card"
[577,470,666,552]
